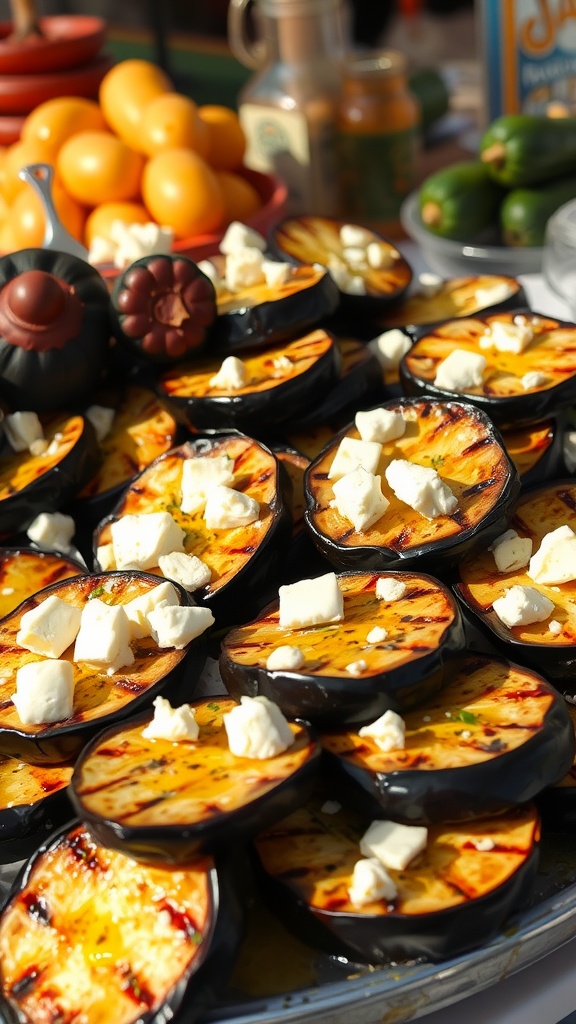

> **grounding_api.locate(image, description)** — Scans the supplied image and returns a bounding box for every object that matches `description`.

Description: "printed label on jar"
[337,127,419,225]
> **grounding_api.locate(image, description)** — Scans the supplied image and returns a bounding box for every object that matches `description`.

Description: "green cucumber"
[418,160,504,241]
[480,113,576,187]
[501,175,576,247]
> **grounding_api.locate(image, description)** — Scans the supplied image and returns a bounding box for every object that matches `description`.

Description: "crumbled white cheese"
[141,695,199,742]
[434,349,486,391]
[345,658,368,676]
[355,407,406,444]
[332,467,389,532]
[110,512,186,570]
[327,253,353,292]
[96,543,115,571]
[492,585,555,627]
[223,694,295,759]
[266,645,305,671]
[123,581,180,639]
[417,272,443,298]
[17,596,82,659]
[472,837,496,852]
[474,282,514,308]
[73,598,134,674]
[158,551,212,592]
[26,511,76,552]
[11,659,74,725]
[348,857,397,906]
[479,317,534,354]
[385,459,458,519]
[4,411,44,452]
[375,576,407,602]
[521,371,547,390]
[262,259,291,288]
[369,328,411,371]
[339,224,375,248]
[147,604,215,648]
[278,572,344,630]
[89,220,173,269]
[342,275,367,296]
[549,619,562,634]
[360,819,428,871]
[366,625,387,643]
[180,455,235,515]
[197,259,224,293]
[219,221,267,254]
[366,242,396,269]
[342,245,368,268]
[203,485,260,529]
[85,405,115,443]
[358,709,405,751]
[209,355,249,390]
[489,529,532,573]
[225,247,265,291]
[29,439,49,456]
[528,525,576,585]
[328,436,382,481]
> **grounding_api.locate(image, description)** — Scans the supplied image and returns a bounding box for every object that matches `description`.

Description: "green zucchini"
[418,160,504,240]
[501,175,576,246]
[480,114,576,187]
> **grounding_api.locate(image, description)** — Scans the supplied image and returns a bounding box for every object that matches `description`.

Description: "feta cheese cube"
[223,694,294,759]
[492,585,555,627]
[279,572,344,629]
[4,411,44,452]
[417,272,443,297]
[262,260,291,288]
[197,259,224,293]
[366,626,387,643]
[368,328,411,371]
[180,455,235,515]
[11,659,74,725]
[479,317,534,354]
[27,511,75,552]
[375,576,407,602]
[328,436,382,481]
[527,525,576,585]
[141,695,199,742]
[225,247,265,291]
[342,245,368,267]
[209,355,249,390]
[341,275,367,295]
[472,837,496,852]
[339,224,375,248]
[204,485,260,529]
[358,709,405,751]
[327,253,353,292]
[366,242,396,269]
[147,604,215,648]
[96,543,116,570]
[360,819,428,871]
[348,857,397,906]
[521,371,547,390]
[266,645,305,671]
[345,658,368,675]
[385,459,458,519]
[73,599,134,673]
[219,221,267,254]
[332,467,389,532]
[110,512,186,570]
[17,596,82,658]
[434,349,486,391]
[355,407,406,444]
[549,619,562,634]
[123,581,180,639]
[110,221,173,270]
[158,551,212,592]
[489,529,532,573]
[85,405,115,443]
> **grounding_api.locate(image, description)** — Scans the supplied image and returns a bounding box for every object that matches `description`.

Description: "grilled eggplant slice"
[374,274,526,333]
[269,216,412,311]
[208,257,340,353]
[155,329,341,434]
[0,547,84,620]
[94,435,292,627]
[71,696,320,864]
[501,417,563,488]
[0,412,99,537]
[220,571,465,727]
[253,795,540,963]
[0,570,206,764]
[400,310,576,427]
[0,757,74,863]
[0,821,241,1024]
[305,397,520,572]
[456,479,576,681]
[321,652,574,823]
[538,699,576,830]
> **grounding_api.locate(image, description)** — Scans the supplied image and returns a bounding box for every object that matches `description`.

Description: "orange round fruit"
[198,104,246,171]
[21,97,107,161]
[85,200,151,247]
[216,170,262,225]
[142,148,225,239]
[99,59,172,150]
[138,92,210,158]
[7,179,86,249]
[0,138,53,204]
[57,131,144,206]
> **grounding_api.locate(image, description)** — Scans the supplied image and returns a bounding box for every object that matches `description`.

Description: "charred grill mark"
[65,830,102,870]
[10,967,43,998]
[76,772,136,796]
[461,437,492,457]
[402,587,435,600]
[474,738,508,752]
[158,897,202,941]
[21,893,51,925]
[559,489,576,514]
[460,478,496,499]
[40,778,67,794]
[337,528,355,542]
[429,404,467,436]
[114,795,170,820]
[227,545,257,554]
[114,679,146,694]
[118,966,154,1008]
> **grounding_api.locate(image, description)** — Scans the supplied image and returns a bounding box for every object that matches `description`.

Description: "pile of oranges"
[0,58,262,254]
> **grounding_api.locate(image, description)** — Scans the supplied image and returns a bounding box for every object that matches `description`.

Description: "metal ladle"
[18,162,90,261]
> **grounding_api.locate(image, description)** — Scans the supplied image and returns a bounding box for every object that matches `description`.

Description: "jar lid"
[345,50,407,77]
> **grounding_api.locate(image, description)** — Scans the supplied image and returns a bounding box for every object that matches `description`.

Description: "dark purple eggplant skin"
[514,416,565,490]
[0,571,207,765]
[287,337,384,435]
[320,654,575,824]
[0,819,244,1024]
[69,707,322,865]
[0,416,100,537]
[0,768,73,865]
[210,268,340,355]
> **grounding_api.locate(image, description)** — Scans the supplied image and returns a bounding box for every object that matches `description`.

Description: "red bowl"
[0,52,114,115]
[0,112,24,145]
[0,16,107,75]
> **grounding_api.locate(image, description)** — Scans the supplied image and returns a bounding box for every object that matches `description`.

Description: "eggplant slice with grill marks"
[0,547,84,620]
[304,397,520,573]
[372,274,526,335]
[455,479,576,681]
[0,570,206,764]
[0,821,242,1024]
[220,571,465,727]
[70,695,320,864]
[93,435,292,627]
[0,757,74,863]
[400,309,576,427]
[252,794,540,963]
[320,652,574,824]
[501,417,563,489]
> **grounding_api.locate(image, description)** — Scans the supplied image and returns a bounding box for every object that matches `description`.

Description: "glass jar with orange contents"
[337,50,421,238]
